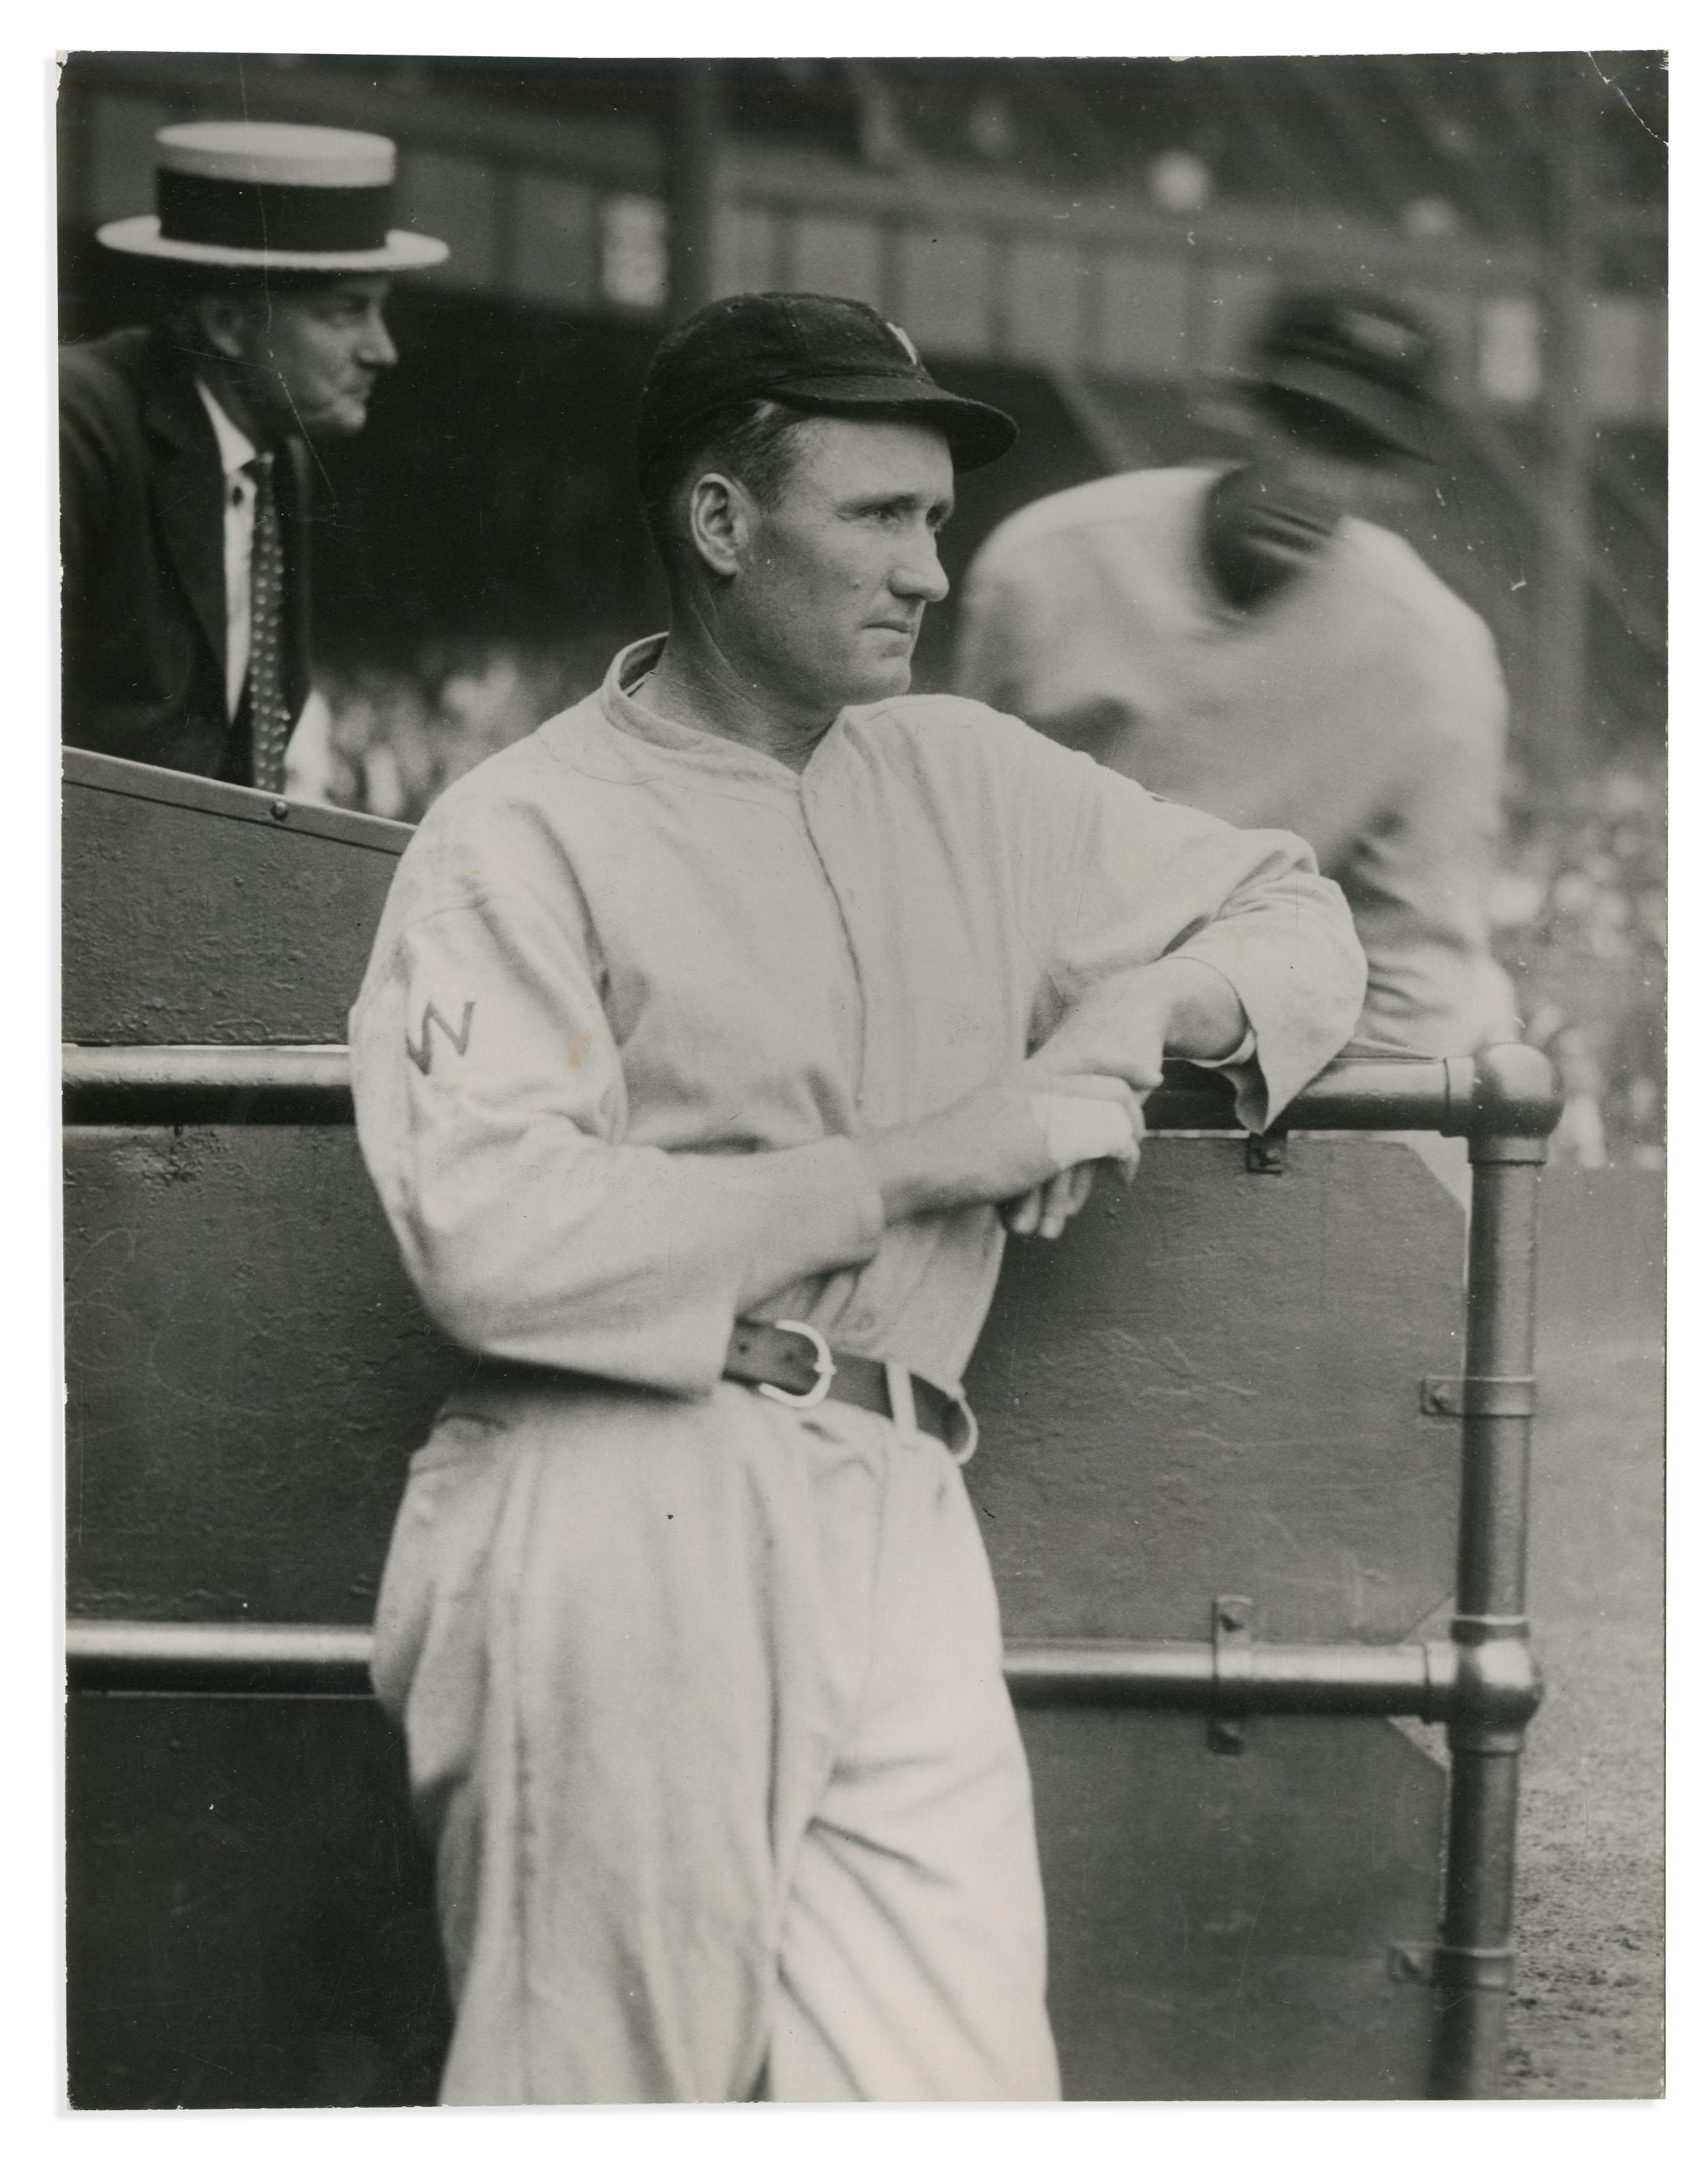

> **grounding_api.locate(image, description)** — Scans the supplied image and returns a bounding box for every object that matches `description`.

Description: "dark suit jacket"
[60,326,313,781]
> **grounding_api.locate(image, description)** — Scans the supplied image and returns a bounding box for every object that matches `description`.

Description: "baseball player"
[349,292,1365,2103]
[956,286,1518,1060]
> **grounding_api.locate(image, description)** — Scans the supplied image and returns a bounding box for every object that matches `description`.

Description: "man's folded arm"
[1041,760,1368,1128]
[349,879,884,1397]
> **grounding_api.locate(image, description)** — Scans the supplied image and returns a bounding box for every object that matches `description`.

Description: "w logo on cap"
[884,319,923,368]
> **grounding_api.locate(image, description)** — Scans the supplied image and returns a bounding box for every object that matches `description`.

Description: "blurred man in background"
[60,120,446,788]
[956,287,1518,1062]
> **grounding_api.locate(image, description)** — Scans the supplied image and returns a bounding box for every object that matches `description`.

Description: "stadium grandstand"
[56,50,1666,1154]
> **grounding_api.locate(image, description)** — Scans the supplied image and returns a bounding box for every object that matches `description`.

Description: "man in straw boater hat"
[348,290,1364,2102]
[60,121,447,786]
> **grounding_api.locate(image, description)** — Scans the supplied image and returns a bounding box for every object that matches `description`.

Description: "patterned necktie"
[248,451,290,794]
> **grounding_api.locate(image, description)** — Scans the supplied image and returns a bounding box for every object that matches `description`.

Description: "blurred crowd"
[287,644,1665,1169]
[1492,757,1666,1167]
[286,641,606,821]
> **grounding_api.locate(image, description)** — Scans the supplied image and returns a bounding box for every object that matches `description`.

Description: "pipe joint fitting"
[1444,1626,1544,1737]
[1444,1040,1562,1149]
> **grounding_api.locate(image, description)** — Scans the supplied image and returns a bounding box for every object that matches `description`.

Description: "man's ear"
[684,470,754,581]
[193,290,258,364]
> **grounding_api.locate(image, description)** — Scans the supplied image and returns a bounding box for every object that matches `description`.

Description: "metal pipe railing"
[68,1618,1520,1730]
[64,1044,1484,1134]
[66,1620,378,1696]
[1005,1635,1458,1716]
[62,1042,356,1125]
[1427,1091,1553,2098]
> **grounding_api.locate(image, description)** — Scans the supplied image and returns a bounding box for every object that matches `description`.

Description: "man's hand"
[994,1027,1157,1241]
[1001,1160,1100,1240]
[858,1067,1142,1229]
[1001,956,1251,1239]
[1031,954,1247,1088]
[858,958,1250,1240]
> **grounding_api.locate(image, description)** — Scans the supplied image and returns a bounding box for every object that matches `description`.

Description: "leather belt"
[725,1319,959,1448]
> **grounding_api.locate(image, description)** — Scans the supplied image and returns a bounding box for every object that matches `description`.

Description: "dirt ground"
[1502,1323,1665,2098]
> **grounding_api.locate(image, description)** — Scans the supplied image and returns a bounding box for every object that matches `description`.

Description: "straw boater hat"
[96,120,449,273]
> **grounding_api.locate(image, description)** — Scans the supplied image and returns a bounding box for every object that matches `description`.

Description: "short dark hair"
[639,396,811,576]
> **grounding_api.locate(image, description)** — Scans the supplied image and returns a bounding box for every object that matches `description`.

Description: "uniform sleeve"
[1348,633,1519,1053]
[1043,755,1368,1129]
[349,866,884,1394]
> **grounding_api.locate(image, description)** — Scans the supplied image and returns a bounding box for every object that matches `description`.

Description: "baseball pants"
[371,1374,1060,2104]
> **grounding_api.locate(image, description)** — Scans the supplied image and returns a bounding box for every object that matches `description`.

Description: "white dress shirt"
[195,378,258,719]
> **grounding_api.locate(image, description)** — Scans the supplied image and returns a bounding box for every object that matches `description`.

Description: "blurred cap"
[637,291,1017,488]
[96,120,448,273]
[1241,287,1442,458]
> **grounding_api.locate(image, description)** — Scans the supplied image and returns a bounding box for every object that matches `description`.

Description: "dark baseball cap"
[1240,287,1442,458]
[637,291,1018,488]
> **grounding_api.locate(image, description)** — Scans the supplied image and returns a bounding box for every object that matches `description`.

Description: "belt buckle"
[756,1320,835,1411]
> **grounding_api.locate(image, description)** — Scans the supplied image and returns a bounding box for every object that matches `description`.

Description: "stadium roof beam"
[1191,59,1338,218]
[1278,57,1428,229]
[1371,56,1536,248]
[1015,60,1131,186]
[1280,56,1442,232]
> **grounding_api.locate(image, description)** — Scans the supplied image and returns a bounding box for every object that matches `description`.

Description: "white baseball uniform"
[956,465,1518,1058]
[349,634,1365,2102]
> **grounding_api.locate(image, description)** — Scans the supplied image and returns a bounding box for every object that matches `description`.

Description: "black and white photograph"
[49,28,1668,2122]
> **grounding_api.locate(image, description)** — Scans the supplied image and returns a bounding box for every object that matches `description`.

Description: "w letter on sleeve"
[406,998,476,1077]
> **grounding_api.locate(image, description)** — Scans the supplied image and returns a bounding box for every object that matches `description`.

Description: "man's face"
[1229,417,1421,576]
[225,276,398,441]
[730,416,955,712]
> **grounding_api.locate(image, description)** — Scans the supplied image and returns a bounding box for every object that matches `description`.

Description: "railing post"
[1430,1043,1558,2097]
